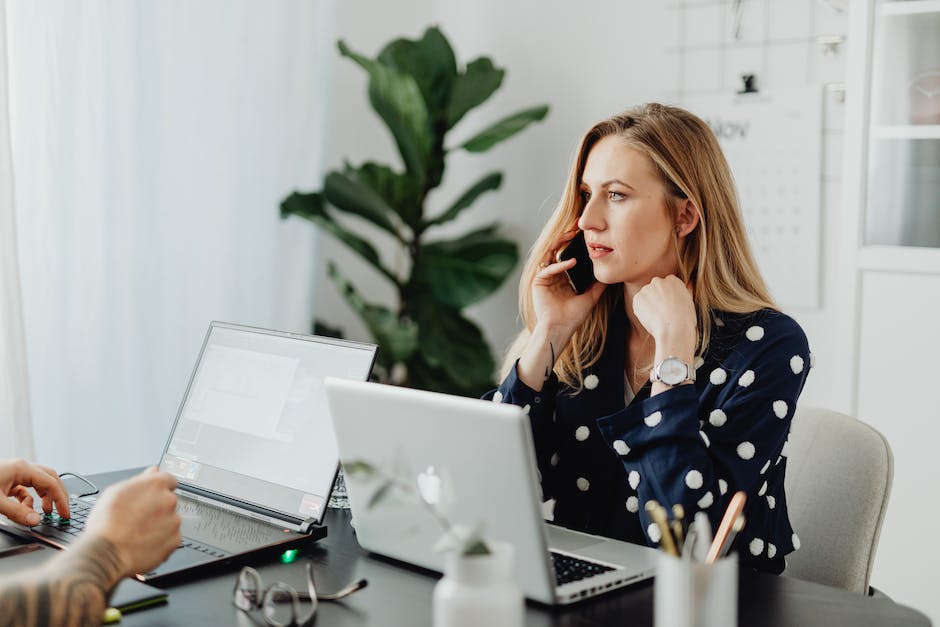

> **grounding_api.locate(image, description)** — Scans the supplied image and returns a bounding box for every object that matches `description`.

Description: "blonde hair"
[502,103,776,390]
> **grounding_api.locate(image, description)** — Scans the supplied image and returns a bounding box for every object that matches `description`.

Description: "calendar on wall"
[683,88,823,309]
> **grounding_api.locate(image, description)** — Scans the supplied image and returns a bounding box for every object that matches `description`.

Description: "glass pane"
[866,138,940,247]
[870,8,940,127]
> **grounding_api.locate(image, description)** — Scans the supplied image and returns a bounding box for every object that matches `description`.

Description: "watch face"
[659,358,688,386]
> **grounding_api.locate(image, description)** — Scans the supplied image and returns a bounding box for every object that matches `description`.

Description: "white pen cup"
[654,551,738,627]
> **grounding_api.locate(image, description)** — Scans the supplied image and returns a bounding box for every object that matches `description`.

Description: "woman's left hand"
[632,275,697,358]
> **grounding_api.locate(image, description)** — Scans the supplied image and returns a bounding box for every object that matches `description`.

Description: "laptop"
[324,378,657,605]
[4,322,376,583]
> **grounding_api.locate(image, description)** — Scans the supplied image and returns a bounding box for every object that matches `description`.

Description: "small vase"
[433,542,524,627]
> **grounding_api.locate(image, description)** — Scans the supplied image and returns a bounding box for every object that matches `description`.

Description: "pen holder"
[654,552,737,627]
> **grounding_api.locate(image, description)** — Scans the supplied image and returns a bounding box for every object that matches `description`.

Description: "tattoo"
[0,536,124,627]
[544,342,556,381]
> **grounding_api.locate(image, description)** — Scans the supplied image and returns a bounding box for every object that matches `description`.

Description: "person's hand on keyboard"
[80,466,182,577]
[0,458,70,525]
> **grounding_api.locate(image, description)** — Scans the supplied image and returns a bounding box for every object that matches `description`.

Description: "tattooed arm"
[0,536,123,627]
[0,464,181,627]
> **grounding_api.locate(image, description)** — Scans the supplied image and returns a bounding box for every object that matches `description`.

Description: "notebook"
[5,322,376,583]
[324,378,657,605]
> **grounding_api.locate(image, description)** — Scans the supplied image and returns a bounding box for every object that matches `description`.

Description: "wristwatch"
[649,357,696,386]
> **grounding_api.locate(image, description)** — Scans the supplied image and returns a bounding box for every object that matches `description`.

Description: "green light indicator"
[280,549,299,564]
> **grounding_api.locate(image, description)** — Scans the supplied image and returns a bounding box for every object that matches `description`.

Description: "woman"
[486,103,811,574]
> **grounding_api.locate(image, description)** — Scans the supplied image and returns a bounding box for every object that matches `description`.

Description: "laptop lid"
[159,322,377,527]
[324,378,558,602]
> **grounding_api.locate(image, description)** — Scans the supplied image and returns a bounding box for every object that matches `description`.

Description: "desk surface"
[82,470,926,627]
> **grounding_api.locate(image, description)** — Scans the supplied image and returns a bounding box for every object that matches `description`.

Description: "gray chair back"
[783,406,893,594]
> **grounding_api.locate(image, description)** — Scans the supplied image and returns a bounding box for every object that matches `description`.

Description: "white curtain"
[5,0,334,473]
[0,1,34,459]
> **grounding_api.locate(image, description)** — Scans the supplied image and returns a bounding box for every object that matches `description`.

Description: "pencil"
[671,504,685,550]
[646,500,679,557]
[705,491,747,564]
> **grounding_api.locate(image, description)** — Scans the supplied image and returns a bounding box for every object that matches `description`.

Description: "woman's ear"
[675,199,700,238]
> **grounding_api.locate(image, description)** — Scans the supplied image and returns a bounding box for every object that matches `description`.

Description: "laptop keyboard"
[33,498,92,539]
[551,551,615,585]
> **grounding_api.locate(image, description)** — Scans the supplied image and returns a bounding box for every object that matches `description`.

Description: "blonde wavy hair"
[502,103,776,390]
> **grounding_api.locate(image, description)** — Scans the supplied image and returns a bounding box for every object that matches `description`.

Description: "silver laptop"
[7,322,376,583]
[324,378,657,605]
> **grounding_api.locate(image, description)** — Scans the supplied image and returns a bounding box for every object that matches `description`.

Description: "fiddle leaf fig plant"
[281,26,548,396]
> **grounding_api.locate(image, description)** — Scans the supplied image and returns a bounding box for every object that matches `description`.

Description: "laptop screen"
[159,323,376,523]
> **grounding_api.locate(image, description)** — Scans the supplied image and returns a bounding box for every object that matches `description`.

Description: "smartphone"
[555,230,596,294]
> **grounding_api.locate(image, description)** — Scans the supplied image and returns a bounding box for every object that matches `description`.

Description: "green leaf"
[281,191,396,283]
[411,301,495,393]
[346,161,422,230]
[323,171,399,237]
[343,460,377,478]
[367,480,395,509]
[327,263,419,365]
[377,27,457,123]
[313,319,344,339]
[425,171,502,228]
[459,105,549,153]
[447,57,504,129]
[414,225,518,308]
[339,41,432,179]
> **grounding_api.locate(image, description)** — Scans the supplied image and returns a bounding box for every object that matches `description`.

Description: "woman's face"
[576,136,679,287]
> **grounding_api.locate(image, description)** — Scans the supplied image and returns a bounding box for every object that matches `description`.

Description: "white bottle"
[433,542,524,627]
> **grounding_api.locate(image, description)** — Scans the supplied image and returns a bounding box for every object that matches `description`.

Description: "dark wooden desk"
[84,470,927,627]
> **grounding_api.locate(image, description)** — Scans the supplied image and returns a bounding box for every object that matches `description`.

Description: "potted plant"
[281,26,549,396]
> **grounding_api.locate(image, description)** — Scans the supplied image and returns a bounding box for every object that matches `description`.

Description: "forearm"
[517,325,571,391]
[0,536,125,627]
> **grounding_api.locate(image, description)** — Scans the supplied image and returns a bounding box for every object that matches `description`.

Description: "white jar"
[432,542,524,627]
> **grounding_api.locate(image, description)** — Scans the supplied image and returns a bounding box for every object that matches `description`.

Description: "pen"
[717,514,745,560]
[706,491,747,564]
[102,607,122,624]
[692,512,712,563]
[646,500,679,557]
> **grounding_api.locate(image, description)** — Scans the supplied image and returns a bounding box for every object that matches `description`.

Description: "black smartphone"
[555,230,596,294]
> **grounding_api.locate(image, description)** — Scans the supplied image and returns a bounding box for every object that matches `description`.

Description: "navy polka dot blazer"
[485,302,811,574]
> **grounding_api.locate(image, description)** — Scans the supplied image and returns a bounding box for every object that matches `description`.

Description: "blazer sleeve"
[483,361,563,501]
[595,316,810,566]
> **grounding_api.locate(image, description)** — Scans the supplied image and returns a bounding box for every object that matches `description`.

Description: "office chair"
[783,405,893,595]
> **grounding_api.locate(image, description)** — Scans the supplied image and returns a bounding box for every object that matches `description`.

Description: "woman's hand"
[517,231,606,391]
[633,275,697,362]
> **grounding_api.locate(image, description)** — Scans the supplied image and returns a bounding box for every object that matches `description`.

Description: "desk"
[82,470,926,627]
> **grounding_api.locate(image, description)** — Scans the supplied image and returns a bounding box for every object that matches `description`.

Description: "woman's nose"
[578,197,604,231]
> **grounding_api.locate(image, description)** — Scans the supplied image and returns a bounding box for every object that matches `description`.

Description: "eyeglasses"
[233,562,367,627]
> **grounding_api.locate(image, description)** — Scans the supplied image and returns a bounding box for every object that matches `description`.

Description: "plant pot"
[432,542,524,627]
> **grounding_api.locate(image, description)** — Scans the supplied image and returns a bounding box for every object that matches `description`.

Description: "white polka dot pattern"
[772,400,787,418]
[718,479,728,495]
[790,355,804,374]
[768,543,777,559]
[648,523,662,543]
[700,431,710,447]
[749,538,765,556]
[577,477,590,492]
[760,460,770,475]
[767,495,776,509]
[697,491,714,509]
[584,374,599,390]
[492,390,503,403]
[628,470,640,490]
[613,440,630,456]
[644,411,662,427]
[575,426,590,441]
[737,441,756,460]
[738,370,755,387]
[694,356,705,370]
[550,453,560,467]
[685,470,703,489]
[708,409,727,427]
[758,481,768,496]
[746,325,765,341]
[792,533,801,550]
[626,496,639,513]
[709,368,727,385]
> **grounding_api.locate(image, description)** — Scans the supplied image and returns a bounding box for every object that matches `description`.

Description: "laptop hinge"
[179,489,312,534]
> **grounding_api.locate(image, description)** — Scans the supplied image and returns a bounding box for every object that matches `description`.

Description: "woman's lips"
[588,244,613,259]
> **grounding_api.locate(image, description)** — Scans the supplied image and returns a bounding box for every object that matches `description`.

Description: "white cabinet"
[840,1,940,621]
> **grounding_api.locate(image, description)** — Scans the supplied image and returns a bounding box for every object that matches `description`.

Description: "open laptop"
[324,378,657,605]
[5,322,376,583]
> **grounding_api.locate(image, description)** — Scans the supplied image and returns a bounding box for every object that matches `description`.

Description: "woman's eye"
[609,190,625,201]
[579,190,591,203]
